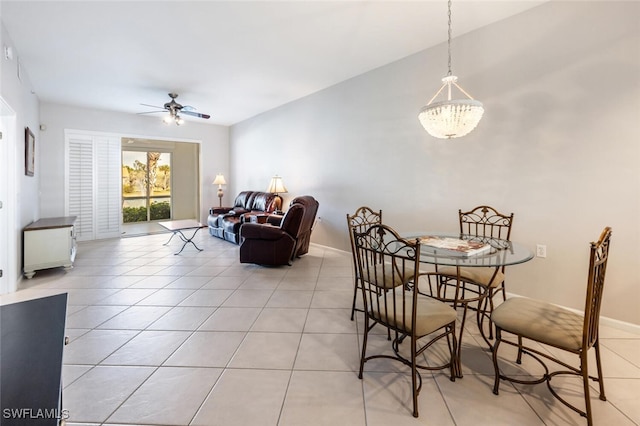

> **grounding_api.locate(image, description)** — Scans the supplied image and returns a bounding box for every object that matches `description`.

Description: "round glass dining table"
[403,232,534,377]
[405,232,534,268]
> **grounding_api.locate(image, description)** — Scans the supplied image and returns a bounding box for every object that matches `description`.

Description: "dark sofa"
[207,191,282,244]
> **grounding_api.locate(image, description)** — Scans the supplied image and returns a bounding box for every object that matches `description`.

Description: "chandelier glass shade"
[418,76,484,139]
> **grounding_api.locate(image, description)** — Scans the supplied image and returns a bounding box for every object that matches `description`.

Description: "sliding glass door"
[122,151,172,223]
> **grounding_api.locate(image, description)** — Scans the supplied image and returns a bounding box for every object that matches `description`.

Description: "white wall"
[230,1,640,325]
[39,103,229,223]
[0,23,41,288]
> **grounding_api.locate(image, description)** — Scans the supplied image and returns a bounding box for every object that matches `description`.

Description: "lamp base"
[217,188,224,208]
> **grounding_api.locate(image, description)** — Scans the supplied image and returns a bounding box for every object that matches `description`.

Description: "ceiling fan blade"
[140,103,165,110]
[181,110,210,119]
[137,110,165,115]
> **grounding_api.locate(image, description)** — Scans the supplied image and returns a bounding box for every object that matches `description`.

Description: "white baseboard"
[599,316,640,335]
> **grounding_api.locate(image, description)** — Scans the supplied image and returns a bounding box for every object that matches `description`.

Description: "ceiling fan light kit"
[139,92,210,126]
[163,112,184,126]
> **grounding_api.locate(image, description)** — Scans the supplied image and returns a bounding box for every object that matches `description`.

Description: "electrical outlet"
[536,244,547,258]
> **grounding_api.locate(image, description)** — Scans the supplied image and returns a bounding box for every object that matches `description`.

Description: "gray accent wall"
[230,1,640,325]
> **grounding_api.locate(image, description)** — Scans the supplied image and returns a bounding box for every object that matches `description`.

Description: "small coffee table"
[158,219,206,255]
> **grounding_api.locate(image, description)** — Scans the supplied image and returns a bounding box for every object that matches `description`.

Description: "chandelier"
[418,0,484,139]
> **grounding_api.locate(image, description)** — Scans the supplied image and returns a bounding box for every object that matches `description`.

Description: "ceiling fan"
[139,93,210,125]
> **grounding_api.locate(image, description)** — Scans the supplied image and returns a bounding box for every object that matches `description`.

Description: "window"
[122,151,172,223]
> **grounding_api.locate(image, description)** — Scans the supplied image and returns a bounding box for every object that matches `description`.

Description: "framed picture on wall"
[25,127,35,176]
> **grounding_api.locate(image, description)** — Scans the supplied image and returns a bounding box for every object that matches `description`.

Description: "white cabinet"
[23,216,77,279]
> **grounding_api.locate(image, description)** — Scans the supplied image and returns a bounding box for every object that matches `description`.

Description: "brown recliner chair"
[266,195,319,258]
[289,195,319,257]
[239,204,305,266]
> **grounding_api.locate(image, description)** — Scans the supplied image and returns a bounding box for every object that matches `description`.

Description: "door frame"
[0,97,17,294]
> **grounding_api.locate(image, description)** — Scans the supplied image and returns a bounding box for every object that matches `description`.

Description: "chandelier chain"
[447,0,452,76]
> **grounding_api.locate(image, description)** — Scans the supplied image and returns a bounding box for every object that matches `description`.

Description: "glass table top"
[403,232,534,267]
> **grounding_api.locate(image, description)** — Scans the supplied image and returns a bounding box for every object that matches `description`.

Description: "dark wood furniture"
[1,293,68,425]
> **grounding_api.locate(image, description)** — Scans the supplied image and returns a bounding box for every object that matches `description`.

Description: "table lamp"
[267,175,288,213]
[212,174,226,207]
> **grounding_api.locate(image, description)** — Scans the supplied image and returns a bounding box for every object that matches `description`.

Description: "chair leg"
[477,289,495,343]
[449,324,458,380]
[358,317,369,380]
[581,351,594,426]
[492,328,503,395]
[486,293,495,339]
[411,335,419,418]
[350,277,359,321]
[594,339,607,401]
[516,335,524,364]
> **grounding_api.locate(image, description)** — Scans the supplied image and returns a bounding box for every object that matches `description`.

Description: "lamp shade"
[267,175,288,194]
[212,174,226,186]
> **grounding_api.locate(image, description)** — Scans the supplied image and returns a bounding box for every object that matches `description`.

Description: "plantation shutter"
[67,135,95,241]
[95,136,121,239]
[65,131,121,241]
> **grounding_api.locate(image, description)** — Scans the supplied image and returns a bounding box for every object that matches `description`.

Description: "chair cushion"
[371,292,456,337]
[222,216,241,234]
[438,265,504,288]
[362,263,415,289]
[491,297,584,351]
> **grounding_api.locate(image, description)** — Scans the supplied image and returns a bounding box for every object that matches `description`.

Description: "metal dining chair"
[346,206,382,320]
[353,223,458,417]
[491,227,612,426]
[437,205,514,341]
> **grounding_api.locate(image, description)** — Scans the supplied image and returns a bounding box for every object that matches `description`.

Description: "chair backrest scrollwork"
[353,223,420,331]
[459,205,514,241]
[347,207,383,275]
[584,226,612,349]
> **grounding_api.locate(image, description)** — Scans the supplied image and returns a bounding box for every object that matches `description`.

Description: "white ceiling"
[1,0,548,126]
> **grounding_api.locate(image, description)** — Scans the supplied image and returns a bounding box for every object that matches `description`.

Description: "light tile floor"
[3,231,640,425]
